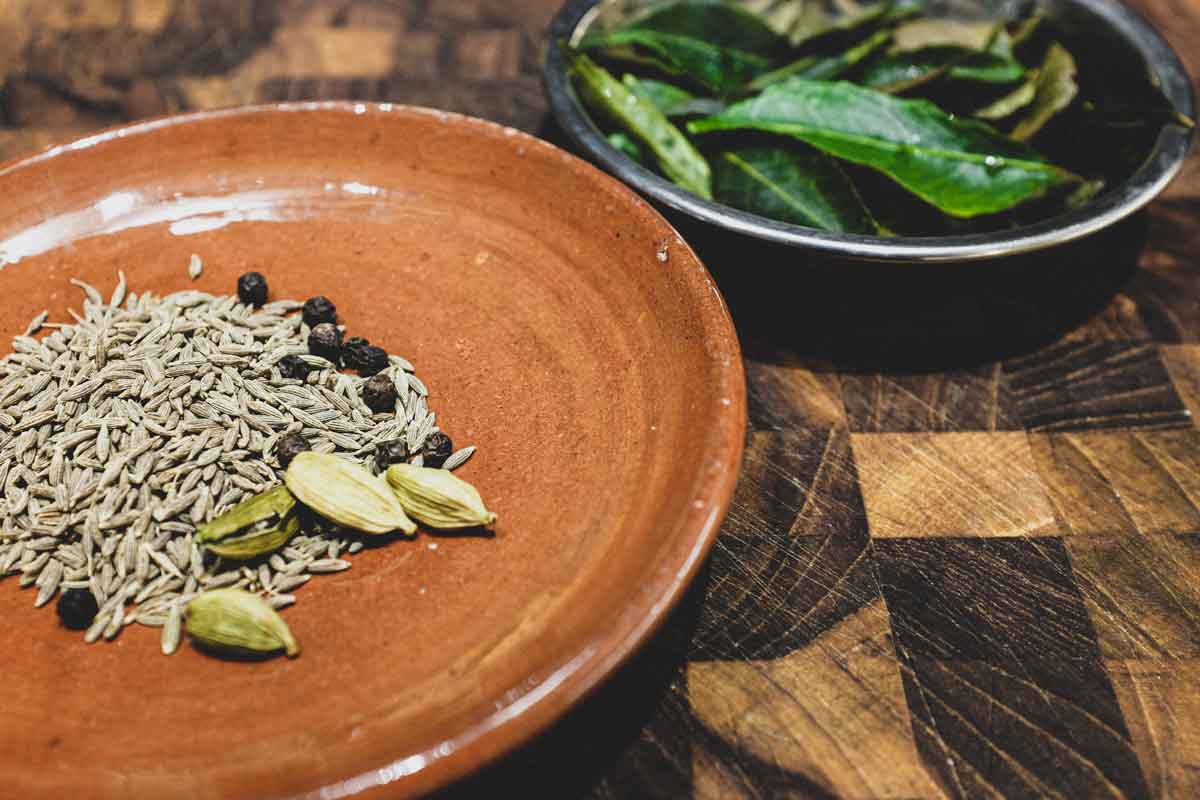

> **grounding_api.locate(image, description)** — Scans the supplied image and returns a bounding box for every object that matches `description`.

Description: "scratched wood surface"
[1,1,1198,797]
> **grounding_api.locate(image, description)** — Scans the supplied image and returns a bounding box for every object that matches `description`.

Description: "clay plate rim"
[0,102,748,797]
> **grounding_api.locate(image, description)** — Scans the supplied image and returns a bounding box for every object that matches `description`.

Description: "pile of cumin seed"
[0,268,473,652]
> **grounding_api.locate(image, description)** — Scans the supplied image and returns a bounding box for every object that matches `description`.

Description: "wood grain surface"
[1,1,1198,797]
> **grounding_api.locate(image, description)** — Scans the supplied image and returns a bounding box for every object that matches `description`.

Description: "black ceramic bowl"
[543,0,1195,263]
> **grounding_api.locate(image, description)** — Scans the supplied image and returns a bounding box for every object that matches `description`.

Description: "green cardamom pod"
[185,588,299,658]
[205,513,300,560]
[386,463,497,529]
[285,451,416,535]
[195,485,299,560]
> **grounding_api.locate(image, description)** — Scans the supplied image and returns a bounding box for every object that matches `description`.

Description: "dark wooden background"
[2,1,1199,797]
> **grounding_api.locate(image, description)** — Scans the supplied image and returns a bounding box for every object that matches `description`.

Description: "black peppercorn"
[362,373,398,413]
[373,438,410,472]
[359,345,390,376]
[302,295,337,328]
[277,354,310,381]
[276,433,311,467]
[57,588,99,630]
[423,431,453,467]
[237,272,268,307]
[308,322,342,364]
[342,336,373,370]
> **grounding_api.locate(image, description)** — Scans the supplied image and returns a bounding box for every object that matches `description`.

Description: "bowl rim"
[0,102,748,797]
[543,0,1197,264]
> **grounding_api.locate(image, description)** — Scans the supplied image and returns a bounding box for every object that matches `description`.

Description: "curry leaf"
[774,2,843,45]
[626,0,787,54]
[1081,101,1195,129]
[713,146,879,233]
[875,0,925,26]
[951,29,1024,82]
[974,71,1038,119]
[743,0,852,46]
[1011,43,1078,141]
[861,47,1023,92]
[801,0,916,47]
[580,0,787,94]
[1065,178,1105,209]
[950,55,1024,83]
[569,53,713,198]
[748,29,891,90]
[689,78,1079,216]
[580,28,773,94]
[1010,11,1044,47]
[862,27,1023,91]
[744,0,919,47]
[623,74,726,117]
[607,132,648,164]
[860,49,959,93]
[890,18,995,52]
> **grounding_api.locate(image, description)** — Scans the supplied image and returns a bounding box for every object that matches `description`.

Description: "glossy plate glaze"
[0,104,745,798]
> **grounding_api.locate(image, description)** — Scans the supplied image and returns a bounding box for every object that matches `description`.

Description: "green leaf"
[743,0,840,46]
[775,2,841,45]
[580,28,773,94]
[890,18,995,52]
[974,71,1038,120]
[950,29,1023,83]
[625,0,787,54]
[803,0,915,47]
[1065,178,1105,210]
[580,0,787,94]
[860,49,959,93]
[949,55,1024,83]
[713,146,879,233]
[876,0,925,26]
[1011,43,1078,141]
[862,27,1023,92]
[1009,11,1044,47]
[743,0,917,48]
[622,74,726,117]
[1081,101,1195,130]
[569,53,713,198]
[607,132,648,164]
[689,78,1078,216]
[748,29,891,90]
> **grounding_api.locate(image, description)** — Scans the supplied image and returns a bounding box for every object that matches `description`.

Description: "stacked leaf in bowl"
[565,0,1192,236]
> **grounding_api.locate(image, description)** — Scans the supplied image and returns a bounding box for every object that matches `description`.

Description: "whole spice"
[359,346,390,377]
[57,588,100,630]
[387,463,497,529]
[237,272,268,307]
[195,485,300,560]
[276,433,311,468]
[363,373,398,413]
[185,588,299,658]
[162,605,183,656]
[204,514,300,560]
[342,336,373,370]
[308,322,342,364]
[373,438,410,472]
[285,451,417,535]
[0,269,477,657]
[422,431,454,468]
[277,354,311,381]
[302,296,338,328]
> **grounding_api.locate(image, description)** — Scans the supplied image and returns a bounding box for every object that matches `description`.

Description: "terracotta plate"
[0,105,745,798]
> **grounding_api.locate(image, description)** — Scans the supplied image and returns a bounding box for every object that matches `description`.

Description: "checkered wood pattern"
[3,2,1199,797]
